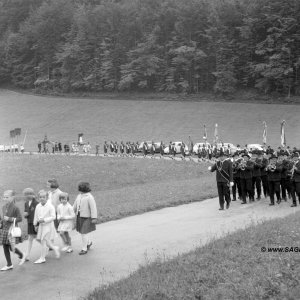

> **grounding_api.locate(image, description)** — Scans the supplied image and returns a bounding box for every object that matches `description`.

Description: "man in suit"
[251,150,263,200]
[208,152,233,210]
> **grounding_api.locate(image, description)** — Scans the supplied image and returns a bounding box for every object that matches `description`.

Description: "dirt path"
[0,198,299,300]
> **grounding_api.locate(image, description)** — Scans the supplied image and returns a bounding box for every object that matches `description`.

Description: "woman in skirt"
[0,190,25,271]
[23,188,39,261]
[73,182,97,255]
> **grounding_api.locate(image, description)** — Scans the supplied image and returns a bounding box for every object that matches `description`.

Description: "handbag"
[11,218,22,238]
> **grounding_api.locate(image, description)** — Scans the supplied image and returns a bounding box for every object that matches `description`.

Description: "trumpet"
[266,162,276,172]
[239,159,247,171]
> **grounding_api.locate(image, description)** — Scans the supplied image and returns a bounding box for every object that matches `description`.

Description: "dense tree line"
[0,0,300,96]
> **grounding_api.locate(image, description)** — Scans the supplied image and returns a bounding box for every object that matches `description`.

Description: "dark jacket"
[210,159,233,183]
[239,161,254,179]
[253,160,262,177]
[267,163,283,181]
[24,198,39,224]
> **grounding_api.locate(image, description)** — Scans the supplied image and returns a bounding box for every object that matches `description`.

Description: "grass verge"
[0,154,216,237]
[85,211,300,300]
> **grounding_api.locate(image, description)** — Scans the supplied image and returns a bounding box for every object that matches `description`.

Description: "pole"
[23,129,28,146]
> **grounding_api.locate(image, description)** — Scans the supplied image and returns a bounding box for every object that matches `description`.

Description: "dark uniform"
[239,154,254,204]
[159,142,164,157]
[103,142,108,155]
[38,142,42,153]
[252,152,262,200]
[266,155,283,205]
[232,154,242,201]
[290,153,300,207]
[210,155,233,210]
[260,156,269,198]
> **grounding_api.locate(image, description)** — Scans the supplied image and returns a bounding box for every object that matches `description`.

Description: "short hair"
[47,179,59,189]
[38,189,48,199]
[78,182,91,193]
[4,190,16,197]
[59,192,69,201]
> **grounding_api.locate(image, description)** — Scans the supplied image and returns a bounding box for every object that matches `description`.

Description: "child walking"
[33,190,60,264]
[57,193,75,253]
[73,182,98,255]
[23,188,39,261]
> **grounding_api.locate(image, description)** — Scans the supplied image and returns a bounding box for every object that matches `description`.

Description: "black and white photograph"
[1,0,300,299]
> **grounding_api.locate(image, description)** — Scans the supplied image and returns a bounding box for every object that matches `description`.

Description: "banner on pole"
[280,120,286,147]
[14,128,21,136]
[262,121,267,145]
[10,129,16,138]
[213,124,218,144]
[203,125,207,141]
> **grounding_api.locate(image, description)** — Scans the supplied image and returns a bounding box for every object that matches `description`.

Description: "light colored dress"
[57,203,75,232]
[33,202,57,242]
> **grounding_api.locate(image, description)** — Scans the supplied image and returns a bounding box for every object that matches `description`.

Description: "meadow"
[86,211,300,300]
[0,89,299,152]
[0,153,215,235]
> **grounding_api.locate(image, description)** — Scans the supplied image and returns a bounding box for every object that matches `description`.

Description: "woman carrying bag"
[0,190,25,271]
[73,182,98,255]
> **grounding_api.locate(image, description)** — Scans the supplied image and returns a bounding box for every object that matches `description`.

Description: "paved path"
[0,198,299,300]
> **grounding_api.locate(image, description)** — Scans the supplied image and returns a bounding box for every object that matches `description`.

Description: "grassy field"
[0,153,216,236]
[85,211,300,300]
[0,89,299,151]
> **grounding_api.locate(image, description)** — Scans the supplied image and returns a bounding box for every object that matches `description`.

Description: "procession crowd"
[0,180,97,271]
[209,148,300,210]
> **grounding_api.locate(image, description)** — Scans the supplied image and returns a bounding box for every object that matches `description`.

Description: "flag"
[10,129,16,138]
[280,120,286,147]
[213,123,218,144]
[78,133,83,144]
[262,121,267,144]
[14,128,21,136]
[203,125,207,141]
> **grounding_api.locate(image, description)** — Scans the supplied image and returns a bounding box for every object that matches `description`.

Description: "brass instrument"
[239,159,247,171]
[290,160,300,179]
[266,162,277,172]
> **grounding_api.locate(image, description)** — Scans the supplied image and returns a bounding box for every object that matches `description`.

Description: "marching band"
[209,149,300,210]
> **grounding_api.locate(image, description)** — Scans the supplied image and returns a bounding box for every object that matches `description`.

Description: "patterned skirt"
[0,225,23,246]
[76,215,96,234]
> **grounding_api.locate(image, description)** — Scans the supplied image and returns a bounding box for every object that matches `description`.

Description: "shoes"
[241,201,247,204]
[256,197,261,201]
[34,258,46,264]
[269,203,275,206]
[19,253,26,266]
[226,202,230,209]
[232,198,236,201]
[66,247,73,253]
[62,246,69,252]
[277,200,281,204]
[283,198,287,202]
[291,204,297,207]
[1,265,13,271]
[87,242,93,251]
[79,250,88,255]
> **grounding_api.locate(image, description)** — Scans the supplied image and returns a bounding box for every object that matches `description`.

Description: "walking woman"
[0,190,25,271]
[73,182,98,255]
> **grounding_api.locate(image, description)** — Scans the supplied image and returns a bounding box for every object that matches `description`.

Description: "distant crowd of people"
[0,180,97,271]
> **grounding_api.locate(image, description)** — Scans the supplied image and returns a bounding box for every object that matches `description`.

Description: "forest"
[0,0,300,96]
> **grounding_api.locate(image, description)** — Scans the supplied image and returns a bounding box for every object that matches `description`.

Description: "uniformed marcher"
[251,150,262,200]
[159,141,164,158]
[103,141,108,156]
[239,152,254,204]
[290,152,300,207]
[266,154,283,205]
[232,152,242,201]
[208,152,233,210]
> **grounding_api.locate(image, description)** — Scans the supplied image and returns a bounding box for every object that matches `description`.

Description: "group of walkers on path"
[0,180,98,271]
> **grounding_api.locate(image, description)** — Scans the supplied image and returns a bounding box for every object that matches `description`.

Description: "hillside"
[0,89,299,151]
